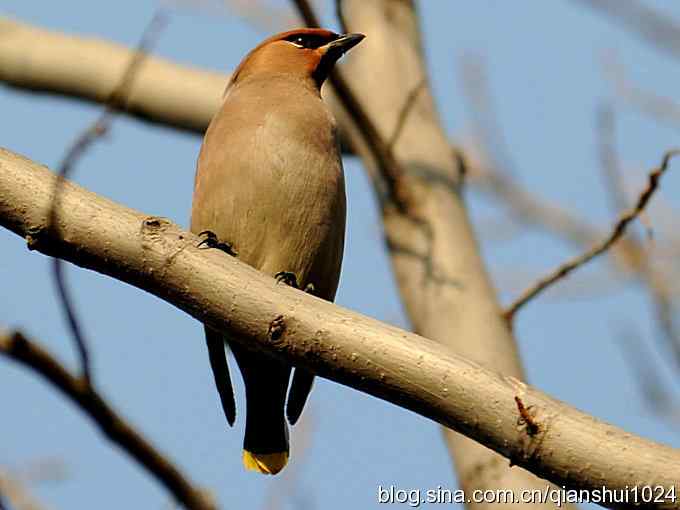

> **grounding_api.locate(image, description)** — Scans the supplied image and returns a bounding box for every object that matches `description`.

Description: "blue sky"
[1,1,679,508]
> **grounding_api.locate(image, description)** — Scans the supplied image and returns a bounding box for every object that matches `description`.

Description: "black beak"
[322,33,366,59]
[314,33,365,86]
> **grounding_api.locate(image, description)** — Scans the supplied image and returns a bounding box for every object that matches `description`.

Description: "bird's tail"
[242,449,289,475]
[232,344,291,475]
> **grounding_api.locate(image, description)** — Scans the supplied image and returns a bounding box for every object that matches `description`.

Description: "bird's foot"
[197,230,238,257]
[274,272,316,295]
[275,271,299,288]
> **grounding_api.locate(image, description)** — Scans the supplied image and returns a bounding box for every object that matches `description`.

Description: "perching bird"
[190,28,364,475]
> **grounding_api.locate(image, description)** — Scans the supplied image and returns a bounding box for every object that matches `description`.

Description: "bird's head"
[228,28,365,91]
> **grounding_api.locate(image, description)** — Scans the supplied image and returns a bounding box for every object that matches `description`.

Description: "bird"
[190,28,364,475]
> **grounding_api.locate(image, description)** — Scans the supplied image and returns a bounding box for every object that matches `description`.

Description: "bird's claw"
[275,271,299,288]
[274,273,316,295]
[197,230,238,256]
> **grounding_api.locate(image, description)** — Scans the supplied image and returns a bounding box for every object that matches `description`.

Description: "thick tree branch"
[0,17,224,135]
[0,330,216,510]
[2,149,679,508]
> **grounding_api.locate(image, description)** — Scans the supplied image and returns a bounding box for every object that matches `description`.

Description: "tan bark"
[331,2,563,505]
[0,17,224,134]
[2,148,679,509]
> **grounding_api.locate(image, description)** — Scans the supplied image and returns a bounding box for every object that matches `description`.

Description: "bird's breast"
[191,80,346,300]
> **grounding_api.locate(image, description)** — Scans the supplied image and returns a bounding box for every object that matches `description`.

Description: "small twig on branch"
[49,11,168,385]
[514,396,539,436]
[451,147,469,188]
[0,331,216,510]
[505,149,680,323]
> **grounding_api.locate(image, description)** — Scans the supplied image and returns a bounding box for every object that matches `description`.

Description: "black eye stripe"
[284,33,337,49]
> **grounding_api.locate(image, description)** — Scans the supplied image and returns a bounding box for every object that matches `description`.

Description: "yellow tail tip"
[243,450,288,475]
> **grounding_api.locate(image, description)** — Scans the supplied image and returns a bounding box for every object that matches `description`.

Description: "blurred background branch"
[0,331,216,510]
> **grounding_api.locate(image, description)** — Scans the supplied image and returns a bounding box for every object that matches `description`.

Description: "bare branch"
[49,11,168,385]
[14,459,67,485]
[470,162,603,245]
[597,104,629,214]
[1,148,679,507]
[602,52,680,131]
[222,0,298,32]
[0,17,224,135]
[0,487,9,510]
[458,53,518,178]
[596,105,680,371]
[291,0,320,28]
[616,324,679,423]
[599,56,680,371]
[505,150,680,322]
[334,0,349,34]
[574,0,680,61]
[0,330,216,510]
[0,467,49,510]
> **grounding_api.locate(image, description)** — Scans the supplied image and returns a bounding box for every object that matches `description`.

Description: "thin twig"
[334,0,350,41]
[574,0,680,61]
[49,12,168,385]
[596,107,680,369]
[471,162,603,247]
[505,150,680,322]
[616,324,677,420]
[387,78,426,151]
[0,468,46,510]
[646,271,680,373]
[292,0,319,27]
[222,0,298,33]
[0,331,216,510]
[597,104,629,214]
[602,52,680,133]
[457,55,602,245]
[458,54,518,178]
